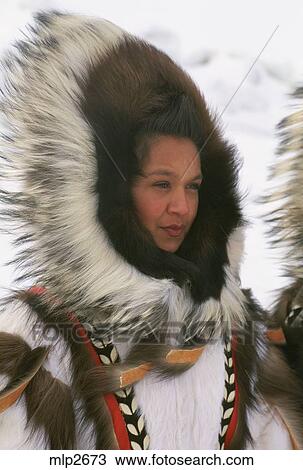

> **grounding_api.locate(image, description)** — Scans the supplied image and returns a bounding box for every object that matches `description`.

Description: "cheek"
[140,199,165,226]
[189,195,199,224]
[133,188,165,226]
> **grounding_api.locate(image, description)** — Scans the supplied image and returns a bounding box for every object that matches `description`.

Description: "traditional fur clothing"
[264,87,303,382]
[0,11,302,450]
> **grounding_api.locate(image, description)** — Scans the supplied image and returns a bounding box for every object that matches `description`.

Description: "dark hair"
[133,93,203,177]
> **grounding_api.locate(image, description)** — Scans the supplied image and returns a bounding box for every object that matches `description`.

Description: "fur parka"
[0,11,302,450]
[264,87,303,382]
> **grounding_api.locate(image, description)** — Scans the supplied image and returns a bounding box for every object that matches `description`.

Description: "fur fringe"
[263,87,303,280]
[0,330,76,449]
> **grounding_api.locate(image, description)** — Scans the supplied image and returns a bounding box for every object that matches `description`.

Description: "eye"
[187,182,201,191]
[153,181,170,189]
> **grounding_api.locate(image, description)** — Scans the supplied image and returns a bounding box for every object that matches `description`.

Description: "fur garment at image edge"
[0,11,302,450]
[263,88,303,382]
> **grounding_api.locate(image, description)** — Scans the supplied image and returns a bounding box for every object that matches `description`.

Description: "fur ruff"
[0,11,247,342]
[262,87,303,383]
[263,87,303,280]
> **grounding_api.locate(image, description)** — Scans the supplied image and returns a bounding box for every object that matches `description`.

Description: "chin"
[158,239,183,253]
[152,229,186,253]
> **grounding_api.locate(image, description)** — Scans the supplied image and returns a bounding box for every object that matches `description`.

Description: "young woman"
[0,11,302,450]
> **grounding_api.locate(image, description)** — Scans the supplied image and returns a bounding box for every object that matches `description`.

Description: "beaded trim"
[89,335,150,450]
[26,288,236,449]
[89,334,235,450]
[218,340,236,449]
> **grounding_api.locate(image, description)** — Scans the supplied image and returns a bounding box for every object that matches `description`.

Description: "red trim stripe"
[224,337,239,449]
[71,317,131,450]
[28,286,131,450]
[28,287,239,450]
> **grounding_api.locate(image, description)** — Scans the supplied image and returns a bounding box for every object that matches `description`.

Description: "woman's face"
[132,135,202,253]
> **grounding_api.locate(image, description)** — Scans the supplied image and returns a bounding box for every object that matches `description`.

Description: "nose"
[167,186,190,216]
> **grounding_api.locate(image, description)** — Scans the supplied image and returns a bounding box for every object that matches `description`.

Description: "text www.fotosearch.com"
[49,452,254,467]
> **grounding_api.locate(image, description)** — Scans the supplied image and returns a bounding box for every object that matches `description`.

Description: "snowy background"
[0,0,302,310]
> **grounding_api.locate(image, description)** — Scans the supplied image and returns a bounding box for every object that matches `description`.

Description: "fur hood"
[263,87,303,379]
[264,87,303,281]
[0,11,248,343]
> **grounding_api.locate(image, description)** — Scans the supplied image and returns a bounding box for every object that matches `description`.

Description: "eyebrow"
[145,170,203,180]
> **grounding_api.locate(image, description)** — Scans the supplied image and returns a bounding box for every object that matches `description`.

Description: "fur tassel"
[0,331,76,449]
[25,365,76,449]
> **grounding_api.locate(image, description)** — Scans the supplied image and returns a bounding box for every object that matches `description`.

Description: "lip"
[161,225,185,237]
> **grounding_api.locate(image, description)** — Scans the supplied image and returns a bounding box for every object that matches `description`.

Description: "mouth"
[161,224,185,237]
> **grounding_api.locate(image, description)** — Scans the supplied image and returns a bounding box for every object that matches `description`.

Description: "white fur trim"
[0,299,72,387]
[0,394,48,449]
[246,404,292,449]
[226,226,245,278]
[0,374,9,391]
[0,298,98,449]
[119,341,226,449]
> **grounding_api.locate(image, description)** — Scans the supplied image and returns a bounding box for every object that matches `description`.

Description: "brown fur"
[228,340,255,449]
[271,279,303,326]
[257,344,303,448]
[25,364,76,449]
[20,290,119,449]
[227,290,264,448]
[3,287,303,449]
[0,330,76,449]
[268,280,303,382]
[0,331,32,375]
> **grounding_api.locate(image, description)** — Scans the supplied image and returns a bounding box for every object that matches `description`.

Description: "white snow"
[1,0,303,309]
